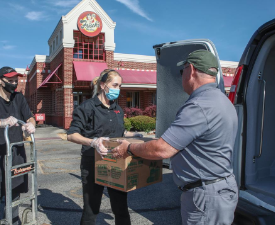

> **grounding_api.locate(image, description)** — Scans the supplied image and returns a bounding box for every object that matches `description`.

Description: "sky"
[1,0,275,69]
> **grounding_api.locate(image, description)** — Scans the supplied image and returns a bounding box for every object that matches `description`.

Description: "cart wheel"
[22,207,32,225]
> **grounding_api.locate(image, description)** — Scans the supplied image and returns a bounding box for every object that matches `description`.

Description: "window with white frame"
[56,36,58,46]
[126,92,140,108]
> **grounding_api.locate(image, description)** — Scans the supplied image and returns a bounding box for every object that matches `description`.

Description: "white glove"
[91,137,109,157]
[0,116,18,128]
[22,122,36,134]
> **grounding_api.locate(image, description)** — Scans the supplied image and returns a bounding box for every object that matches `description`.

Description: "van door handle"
[253,72,266,163]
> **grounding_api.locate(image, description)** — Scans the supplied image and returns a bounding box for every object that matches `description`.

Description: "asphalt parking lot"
[18,127,182,225]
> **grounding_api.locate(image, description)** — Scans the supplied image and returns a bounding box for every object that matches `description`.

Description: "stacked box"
[95,138,162,192]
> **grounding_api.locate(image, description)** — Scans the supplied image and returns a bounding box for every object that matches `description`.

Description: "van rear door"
[153,39,224,166]
[231,19,275,224]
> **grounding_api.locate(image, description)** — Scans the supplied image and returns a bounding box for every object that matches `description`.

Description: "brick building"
[16,0,237,129]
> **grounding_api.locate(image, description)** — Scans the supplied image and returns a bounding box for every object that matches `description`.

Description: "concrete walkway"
[34,126,67,140]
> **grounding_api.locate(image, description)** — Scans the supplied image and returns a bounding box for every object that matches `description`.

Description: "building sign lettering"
[77,11,103,37]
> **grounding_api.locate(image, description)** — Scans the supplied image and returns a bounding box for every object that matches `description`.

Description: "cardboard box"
[95,138,162,192]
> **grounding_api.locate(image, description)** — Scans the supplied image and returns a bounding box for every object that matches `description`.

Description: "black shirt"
[0,92,33,145]
[67,95,125,156]
[0,92,33,195]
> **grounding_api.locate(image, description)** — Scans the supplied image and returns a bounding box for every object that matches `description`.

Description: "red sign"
[77,11,103,37]
[35,113,45,121]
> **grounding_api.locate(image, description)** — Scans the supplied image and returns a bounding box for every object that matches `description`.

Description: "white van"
[153,19,275,224]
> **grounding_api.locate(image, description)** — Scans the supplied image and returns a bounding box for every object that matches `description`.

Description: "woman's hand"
[91,137,110,158]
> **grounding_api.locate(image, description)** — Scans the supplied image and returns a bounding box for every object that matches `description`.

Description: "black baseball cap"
[177,50,219,76]
[0,66,23,78]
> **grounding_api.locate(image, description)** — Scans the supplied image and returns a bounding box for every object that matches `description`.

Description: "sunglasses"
[180,64,190,76]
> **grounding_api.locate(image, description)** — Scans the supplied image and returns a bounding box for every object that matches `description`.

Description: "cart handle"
[4,119,35,156]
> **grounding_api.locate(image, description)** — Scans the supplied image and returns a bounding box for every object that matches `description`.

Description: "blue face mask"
[105,86,120,100]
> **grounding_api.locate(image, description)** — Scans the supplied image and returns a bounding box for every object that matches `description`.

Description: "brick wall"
[63,48,74,129]
[17,76,28,95]
[114,60,156,71]
[222,67,236,74]
[106,51,114,69]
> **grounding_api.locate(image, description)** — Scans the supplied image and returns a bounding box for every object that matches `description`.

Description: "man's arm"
[112,138,178,160]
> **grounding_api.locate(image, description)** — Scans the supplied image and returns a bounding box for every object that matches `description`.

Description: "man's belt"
[178,175,232,192]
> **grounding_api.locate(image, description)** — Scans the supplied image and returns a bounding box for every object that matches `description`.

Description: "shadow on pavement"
[127,172,182,225]
[37,189,82,224]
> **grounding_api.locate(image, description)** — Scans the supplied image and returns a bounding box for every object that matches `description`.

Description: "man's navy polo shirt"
[161,83,238,187]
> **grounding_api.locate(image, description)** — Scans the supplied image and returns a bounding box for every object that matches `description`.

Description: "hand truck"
[1,120,38,225]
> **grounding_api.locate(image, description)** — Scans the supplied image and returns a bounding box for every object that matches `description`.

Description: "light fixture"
[25,64,30,71]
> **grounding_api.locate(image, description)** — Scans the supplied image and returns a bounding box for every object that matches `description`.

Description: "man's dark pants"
[80,156,131,225]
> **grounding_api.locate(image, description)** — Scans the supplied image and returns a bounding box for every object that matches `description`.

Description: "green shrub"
[124,118,132,131]
[129,116,156,132]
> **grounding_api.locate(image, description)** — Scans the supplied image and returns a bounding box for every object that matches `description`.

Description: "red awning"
[73,61,108,81]
[223,75,234,87]
[38,63,62,89]
[118,69,156,84]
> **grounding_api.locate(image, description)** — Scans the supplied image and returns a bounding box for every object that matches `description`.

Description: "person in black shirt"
[67,69,130,225]
[0,66,36,225]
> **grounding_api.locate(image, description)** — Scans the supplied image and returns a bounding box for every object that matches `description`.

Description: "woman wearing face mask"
[67,69,131,225]
[0,66,36,224]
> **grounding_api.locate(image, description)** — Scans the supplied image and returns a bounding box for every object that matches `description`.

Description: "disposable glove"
[22,122,36,134]
[91,137,109,158]
[0,116,18,128]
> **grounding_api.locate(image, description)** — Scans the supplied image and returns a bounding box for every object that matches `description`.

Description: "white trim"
[63,85,74,89]
[220,60,239,68]
[15,68,27,75]
[116,68,156,72]
[27,55,236,77]
[114,53,156,63]
[121,84,156,89]
[114,53,238,68]
[34,55,50,63]
[64,0,116,29]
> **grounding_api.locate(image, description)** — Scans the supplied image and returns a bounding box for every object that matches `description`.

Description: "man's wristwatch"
[127,144,134,156]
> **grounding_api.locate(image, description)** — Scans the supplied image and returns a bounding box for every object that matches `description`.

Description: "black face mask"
[1,79,18,94]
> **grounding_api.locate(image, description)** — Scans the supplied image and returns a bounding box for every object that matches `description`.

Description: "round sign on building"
[77,11,103,37]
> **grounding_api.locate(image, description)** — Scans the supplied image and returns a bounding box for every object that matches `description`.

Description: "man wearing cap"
[0,67,36,224]
[111,50,238,224]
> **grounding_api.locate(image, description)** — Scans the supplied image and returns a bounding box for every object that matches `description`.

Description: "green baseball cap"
[177,50,219,76]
